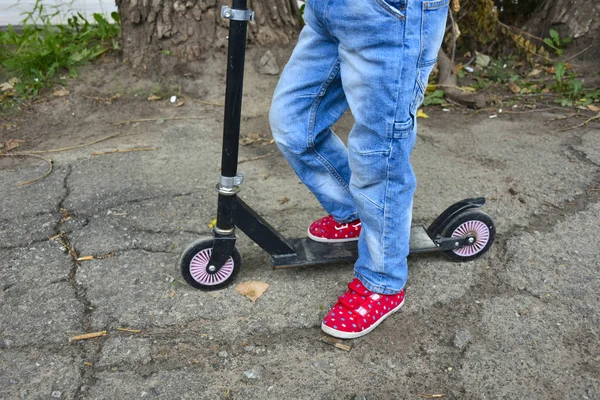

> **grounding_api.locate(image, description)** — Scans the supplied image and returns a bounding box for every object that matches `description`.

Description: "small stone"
[243,366,263,380]
[257,51,280,75]
[51,391,62,398]
[218,351,228,358]
[453,330,472,351]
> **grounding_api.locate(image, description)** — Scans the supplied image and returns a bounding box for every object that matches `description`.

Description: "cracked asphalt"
[1,58,599,399]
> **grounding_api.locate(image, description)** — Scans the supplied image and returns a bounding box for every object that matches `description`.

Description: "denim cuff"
[354,271,404,295]
[334,211,359,223]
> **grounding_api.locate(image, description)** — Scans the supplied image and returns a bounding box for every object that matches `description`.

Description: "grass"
[0,0,120,97]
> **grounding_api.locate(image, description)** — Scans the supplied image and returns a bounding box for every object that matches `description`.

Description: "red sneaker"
[322,278,405,339]
[308,215,361,243]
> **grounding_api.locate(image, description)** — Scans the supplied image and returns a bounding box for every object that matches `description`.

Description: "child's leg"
[326,0,450,295]
[269,4,357,223]
[320,0,449,338]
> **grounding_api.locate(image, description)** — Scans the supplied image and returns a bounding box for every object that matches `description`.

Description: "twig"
[116,328,141,333]
[70,331,108,341]
[114,117,207,126]
[190,98,225,107]
[92,147,158,156]
[475,107,559,115]
[551,113,600,133]
[0,154,54,186]
[563,44,596,63]
[81,93,122,103]
[238,152,274,164]
[15,132,123,155]
[434,84,476,93]
[549,113,580,121]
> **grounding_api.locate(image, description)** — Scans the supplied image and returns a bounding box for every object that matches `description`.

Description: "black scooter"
[179,0,496,290]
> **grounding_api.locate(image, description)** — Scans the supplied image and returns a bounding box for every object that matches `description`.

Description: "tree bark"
[117,0,300,73]
[523,0,599,58]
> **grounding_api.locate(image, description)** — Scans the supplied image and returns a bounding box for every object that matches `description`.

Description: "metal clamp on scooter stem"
[217,174,244,196]
[221,6,255,22]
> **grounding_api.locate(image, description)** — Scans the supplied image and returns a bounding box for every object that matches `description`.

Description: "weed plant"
[0,0,120,96]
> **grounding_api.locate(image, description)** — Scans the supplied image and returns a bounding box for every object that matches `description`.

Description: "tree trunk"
[524,0,599,58]
[116,0,300,73]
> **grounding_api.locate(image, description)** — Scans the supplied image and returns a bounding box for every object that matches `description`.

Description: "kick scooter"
[179,0,496,290]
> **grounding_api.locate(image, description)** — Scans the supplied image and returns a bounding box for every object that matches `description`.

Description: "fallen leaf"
[168,289,176,298]
[235,281,269,302]
[175,99,185,107]
[208,218,217,229]
[77,255,95,261]
[508,82,521,94]
[147,94,161,101]
[588,104,600,113]
[83,361,93,366]
[278,197,289,205]
[0,82,14,92]
[417,109,429,119]
[239,133,266,146]
[5,139,24,151]
[53,87,70,97]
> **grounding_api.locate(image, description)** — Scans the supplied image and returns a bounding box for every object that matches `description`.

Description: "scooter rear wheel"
[441,210,495,262]
[179,238,242,290]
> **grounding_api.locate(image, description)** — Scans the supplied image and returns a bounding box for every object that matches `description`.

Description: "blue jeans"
[269,0,449,294]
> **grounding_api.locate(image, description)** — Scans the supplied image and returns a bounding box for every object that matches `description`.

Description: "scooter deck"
[271,225,437,269]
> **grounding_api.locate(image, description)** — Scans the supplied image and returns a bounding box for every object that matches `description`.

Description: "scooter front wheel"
[440,210,495,262]
[179,238,242,291]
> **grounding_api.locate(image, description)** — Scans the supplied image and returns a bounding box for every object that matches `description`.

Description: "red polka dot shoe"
[308,215,361,243]
[322,278,405,339]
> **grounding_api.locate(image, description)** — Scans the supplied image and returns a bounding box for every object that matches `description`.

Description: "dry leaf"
[0,82,14,92]
[168,289,176,298]
[147,94,161,101]
[208,218,217,229]
[53,87,70,97]
[588,104,600,113]
[235,281,269,302]
[174,99,185,107]
[417,109,429,119]
[5,139,24,151]
[508,82,521,94]
[278,197,289,205]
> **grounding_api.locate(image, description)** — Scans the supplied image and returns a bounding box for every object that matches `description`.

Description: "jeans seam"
[359,193,385,211]
[374,0,407,20]
[381,137,393,276]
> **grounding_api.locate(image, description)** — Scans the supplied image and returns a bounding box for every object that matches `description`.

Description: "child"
[270,0,450,338]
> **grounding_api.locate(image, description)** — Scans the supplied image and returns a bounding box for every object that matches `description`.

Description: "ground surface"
[1,47,599,400]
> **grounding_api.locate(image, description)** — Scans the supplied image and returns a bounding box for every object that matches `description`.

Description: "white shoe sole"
[321,298,405,339]
[307,228,360,243]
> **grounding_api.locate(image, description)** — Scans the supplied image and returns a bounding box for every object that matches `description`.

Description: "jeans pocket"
[392,118,414,139]
[419,0,450,67]
[374,0,407,20]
